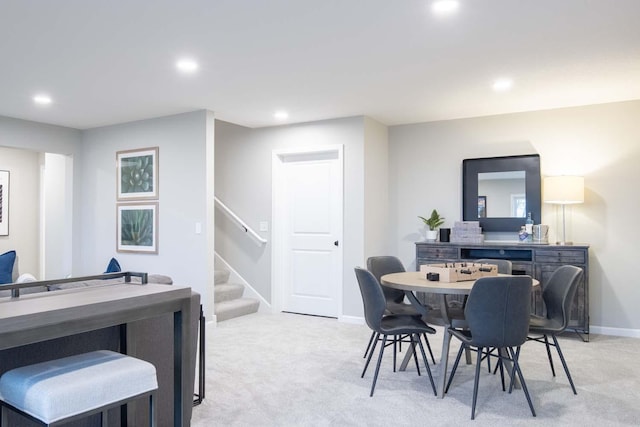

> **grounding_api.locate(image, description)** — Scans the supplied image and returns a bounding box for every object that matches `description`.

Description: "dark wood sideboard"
[415,241,590,339]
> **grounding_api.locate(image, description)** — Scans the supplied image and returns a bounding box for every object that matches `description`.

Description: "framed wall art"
[0,170,8,236]
[117,202,158,253]
[117,147,158,200]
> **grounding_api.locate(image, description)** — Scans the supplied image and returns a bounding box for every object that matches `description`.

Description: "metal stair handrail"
[214,196,267,245]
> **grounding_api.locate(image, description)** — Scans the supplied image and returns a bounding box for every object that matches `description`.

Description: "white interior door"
[273,147,343,318]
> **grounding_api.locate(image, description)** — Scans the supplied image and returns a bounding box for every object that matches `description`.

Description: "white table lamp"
[543,176,584,245]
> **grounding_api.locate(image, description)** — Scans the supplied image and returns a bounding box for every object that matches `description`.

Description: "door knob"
[334,240,339,247]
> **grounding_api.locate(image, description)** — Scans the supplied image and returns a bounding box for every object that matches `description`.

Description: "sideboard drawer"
[416,246,458,260]
[535,249,586,264]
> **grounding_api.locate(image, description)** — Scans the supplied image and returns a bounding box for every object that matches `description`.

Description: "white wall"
[0,117,80,279]
[363,117,390,261]
[0,146,40,278]
[78,110,214,315]
[215,117,368,317]
[389,100,640,334]
[42,153,74,279]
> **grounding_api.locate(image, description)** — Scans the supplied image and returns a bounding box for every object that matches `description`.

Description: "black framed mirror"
[462,154,541,233]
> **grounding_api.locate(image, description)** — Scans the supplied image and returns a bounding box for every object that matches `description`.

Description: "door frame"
[271,145,344,315]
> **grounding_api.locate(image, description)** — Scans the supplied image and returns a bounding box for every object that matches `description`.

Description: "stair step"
[214,269,230,285]
[214,298,260,322]
[214,283,244,302]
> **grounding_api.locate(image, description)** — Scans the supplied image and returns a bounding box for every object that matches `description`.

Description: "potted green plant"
[419,209,445,241]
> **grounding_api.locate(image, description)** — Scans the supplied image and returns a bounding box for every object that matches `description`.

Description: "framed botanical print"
[117,202,158,254]
[117,147,158,200]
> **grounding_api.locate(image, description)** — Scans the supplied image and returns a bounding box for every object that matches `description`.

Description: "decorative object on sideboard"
[419,209,445,241]
[532,224,549,243]
[450,221,484,244]
[544,176,584,245]
[0,170,9,236]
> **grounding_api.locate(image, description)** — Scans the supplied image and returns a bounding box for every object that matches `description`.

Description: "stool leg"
[150,393,157,427]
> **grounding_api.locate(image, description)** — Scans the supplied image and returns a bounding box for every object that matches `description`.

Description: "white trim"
[271,145,344,317]
[339,315,365,325]
[215,252,271,313]
[589,326,640,338]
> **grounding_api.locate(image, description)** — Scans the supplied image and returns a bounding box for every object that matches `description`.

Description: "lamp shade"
[544,176,584,204]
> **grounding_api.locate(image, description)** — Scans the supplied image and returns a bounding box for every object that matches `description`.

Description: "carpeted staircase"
[214,269,260,322]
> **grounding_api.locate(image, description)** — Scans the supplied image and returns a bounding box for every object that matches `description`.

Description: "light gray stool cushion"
[0,350,157,424]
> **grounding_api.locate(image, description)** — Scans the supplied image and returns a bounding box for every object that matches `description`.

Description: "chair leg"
[444,343,465,393]
[498,349,506,392]
[362,332,380,378]
[470,346,483,420]
[414,334,437,396]
[508,346,536,417]
[370,335,388,396]
[551,335,578,395]
[422,333,436,365]
[150,393,157,427]
[393,336,397,373]
[544,334,557,377]
[363,331,376,358]
[410,336,421,376]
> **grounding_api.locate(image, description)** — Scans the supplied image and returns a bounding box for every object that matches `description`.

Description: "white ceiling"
[1,0,639,130]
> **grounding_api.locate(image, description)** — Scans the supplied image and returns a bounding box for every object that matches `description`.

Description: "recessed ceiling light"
[432,0,460,15]
[274,111,289,120]
[176,59,198,73]
[33,94,52,105]
[492,79,513,92]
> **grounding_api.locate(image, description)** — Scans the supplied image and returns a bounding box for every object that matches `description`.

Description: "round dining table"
[381,271,539,398]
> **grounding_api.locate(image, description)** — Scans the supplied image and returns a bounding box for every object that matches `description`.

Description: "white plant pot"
[425,229,438,241]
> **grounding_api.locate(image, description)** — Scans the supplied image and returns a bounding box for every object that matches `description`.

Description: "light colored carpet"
[191,312,640,426]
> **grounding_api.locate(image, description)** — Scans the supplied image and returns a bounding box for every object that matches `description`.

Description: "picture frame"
[0,170,9,236]
[116,147,158,200]
[478,195,487,218]
[117,202,158,254]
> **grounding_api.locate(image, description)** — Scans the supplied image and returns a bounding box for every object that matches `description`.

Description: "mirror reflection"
[478,171,526,218]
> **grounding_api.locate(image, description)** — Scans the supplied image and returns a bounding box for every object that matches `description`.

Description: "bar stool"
[0,350,158,426]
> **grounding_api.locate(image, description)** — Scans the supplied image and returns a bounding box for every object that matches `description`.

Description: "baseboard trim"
[589,325,640,338]
[339,315,365,325]
[337,318,640,339]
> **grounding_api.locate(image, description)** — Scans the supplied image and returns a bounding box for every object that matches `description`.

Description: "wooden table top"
[381,271,538,295]
[0,283,192,349]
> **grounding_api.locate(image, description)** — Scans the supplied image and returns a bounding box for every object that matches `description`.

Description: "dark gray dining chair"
[528,265,583,394]
[473,258,513,371]
[354,267,437,397]
[445,276,536,420]
[366,256,436,364]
